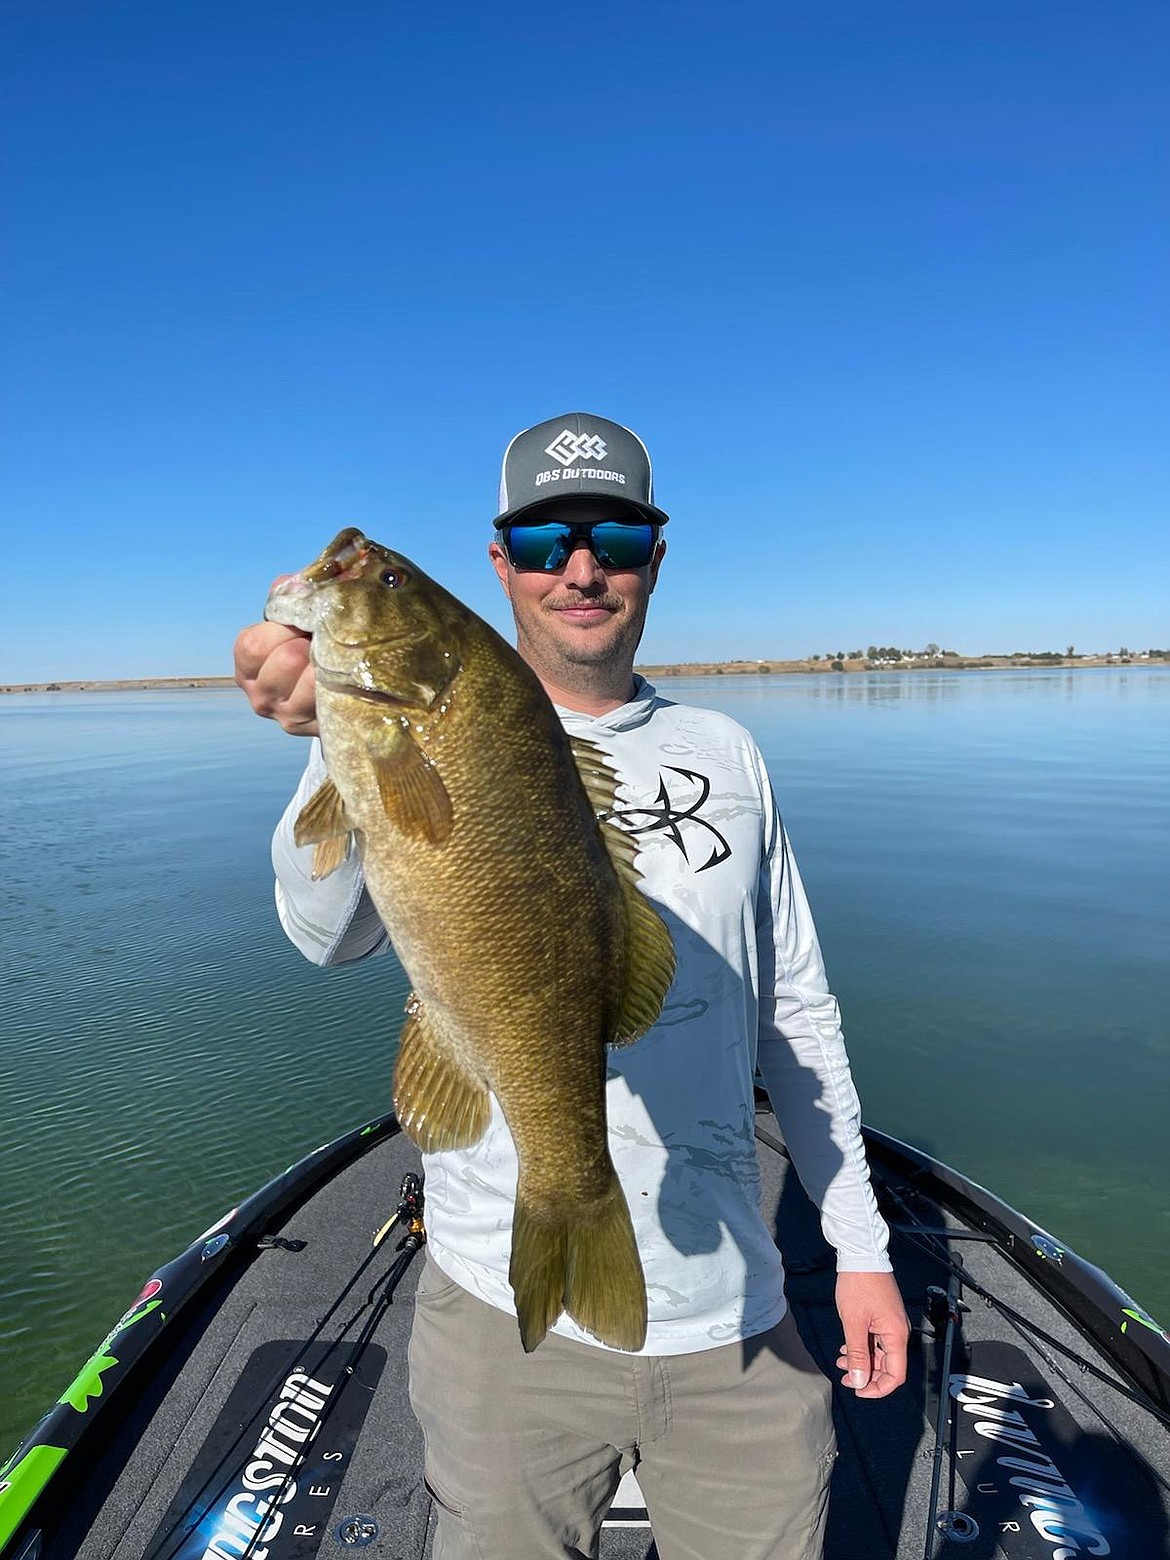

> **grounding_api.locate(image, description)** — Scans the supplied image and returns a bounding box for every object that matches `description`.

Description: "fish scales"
[265,528,675,1351]
[346,675,620,1201]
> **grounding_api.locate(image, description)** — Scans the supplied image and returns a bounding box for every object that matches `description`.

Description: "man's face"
[488,496,666,685]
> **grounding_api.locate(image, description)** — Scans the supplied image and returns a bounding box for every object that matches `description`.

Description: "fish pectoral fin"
[292,777,356,880]
[393,1000,489,1152]
[371,741,454,846]
[293,776,353,844]
[598,821,676,1045]
[310,835,352,880]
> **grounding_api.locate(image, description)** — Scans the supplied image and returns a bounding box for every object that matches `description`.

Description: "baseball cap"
[493,413,669,528]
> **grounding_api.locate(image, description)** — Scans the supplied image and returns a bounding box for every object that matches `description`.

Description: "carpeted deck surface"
[37,1113,1170,1560]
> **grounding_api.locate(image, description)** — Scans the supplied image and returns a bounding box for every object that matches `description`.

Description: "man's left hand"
[834,1271,910,1399]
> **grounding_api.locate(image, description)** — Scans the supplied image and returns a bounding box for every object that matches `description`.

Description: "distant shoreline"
[2,657,1165,695]
[0,676,239,695]
[635,654,1164,677]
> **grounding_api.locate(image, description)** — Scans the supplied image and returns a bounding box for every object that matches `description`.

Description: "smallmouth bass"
[265,528,675,1352]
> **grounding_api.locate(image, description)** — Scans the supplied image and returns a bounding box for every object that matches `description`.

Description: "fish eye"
[380,568,402,588]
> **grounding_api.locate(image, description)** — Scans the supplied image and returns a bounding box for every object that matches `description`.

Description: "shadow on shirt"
[602,902,933,1557]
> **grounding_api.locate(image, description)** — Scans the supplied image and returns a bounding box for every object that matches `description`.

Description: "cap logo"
[544,429,609,467]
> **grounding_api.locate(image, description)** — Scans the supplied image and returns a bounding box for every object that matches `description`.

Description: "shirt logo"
[610,767,732,873]
[545,429,609,467]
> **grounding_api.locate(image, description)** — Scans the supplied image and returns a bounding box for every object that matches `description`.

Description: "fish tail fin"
[510,1180,647,1355]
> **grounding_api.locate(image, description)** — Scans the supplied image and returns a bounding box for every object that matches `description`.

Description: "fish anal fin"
[372,741,453,845]
[393,999,489,1153]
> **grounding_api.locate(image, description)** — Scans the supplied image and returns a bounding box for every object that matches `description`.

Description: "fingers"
[834,1271,911,1399]
[835,1333,908,1398]
[233,621,318,736]
[839,1331,874,1392]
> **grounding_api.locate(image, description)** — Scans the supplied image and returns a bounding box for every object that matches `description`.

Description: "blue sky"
[2,0,1167,679]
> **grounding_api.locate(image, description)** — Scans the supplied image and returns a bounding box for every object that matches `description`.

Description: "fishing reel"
[397,1171,426,1247]
[924,1283,969,1339]
[373,1171,426,1250]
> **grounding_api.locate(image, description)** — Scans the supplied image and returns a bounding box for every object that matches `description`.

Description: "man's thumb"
[845,1335,871,1389]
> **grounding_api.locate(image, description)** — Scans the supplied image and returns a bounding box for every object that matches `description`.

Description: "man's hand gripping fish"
[265,529,675,1353]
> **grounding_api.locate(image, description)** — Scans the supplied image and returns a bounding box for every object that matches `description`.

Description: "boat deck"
[37,1112,1170,1559]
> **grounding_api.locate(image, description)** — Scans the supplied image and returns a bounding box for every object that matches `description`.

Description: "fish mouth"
[268,532,375,604]
[303,528,373,584]
[268,575,313,603]
[315,668,416,708]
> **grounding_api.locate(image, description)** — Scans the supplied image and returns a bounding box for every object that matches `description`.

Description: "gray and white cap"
[493,412,669,528]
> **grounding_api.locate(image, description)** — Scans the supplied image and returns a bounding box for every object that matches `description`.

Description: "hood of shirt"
[553,676,667,737]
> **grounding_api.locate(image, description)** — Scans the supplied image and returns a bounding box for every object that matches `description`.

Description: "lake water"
[1,669,1167,1455]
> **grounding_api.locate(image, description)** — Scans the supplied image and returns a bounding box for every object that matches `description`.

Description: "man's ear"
[488,540,513,600]
[648,536,667,593]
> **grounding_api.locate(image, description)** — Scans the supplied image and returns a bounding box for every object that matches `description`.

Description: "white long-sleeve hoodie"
[272,678,891,1355]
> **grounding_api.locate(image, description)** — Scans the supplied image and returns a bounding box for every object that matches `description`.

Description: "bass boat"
[2,1100,1168,1559]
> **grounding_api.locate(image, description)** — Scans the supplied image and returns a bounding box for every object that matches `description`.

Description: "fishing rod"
[759,1113,1170,1428]
[882,1180,1170,1518]
[884,1184,1170,1433]
[920,1276,979,1558]
[752,1118,983,1554]
[905,1228,1170,1505]
[891,1178,1170,1555]
[146,1173,426,1560]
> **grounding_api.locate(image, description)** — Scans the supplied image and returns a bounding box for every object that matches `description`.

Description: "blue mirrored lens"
[505,524,572,570]
[504,522,656,571]
[590,523,656,567]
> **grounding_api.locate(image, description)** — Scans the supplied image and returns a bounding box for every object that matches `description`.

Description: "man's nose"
[561,538,607,585]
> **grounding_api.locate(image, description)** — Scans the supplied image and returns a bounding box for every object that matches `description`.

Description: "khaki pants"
[408,1256,836,1560]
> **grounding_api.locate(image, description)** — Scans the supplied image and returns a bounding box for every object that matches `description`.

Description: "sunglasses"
[500,519,660,572]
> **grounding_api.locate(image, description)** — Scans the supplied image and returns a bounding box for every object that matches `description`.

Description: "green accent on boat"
[57,1297,164,1414]
[0,1443,69,1547]
[1121,1305,1168,1338]
[58,1349,120,1413]
[114,1296,163,1335]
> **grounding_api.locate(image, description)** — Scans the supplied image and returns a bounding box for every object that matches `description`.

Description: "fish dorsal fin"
[372,735,453,846]
[293,777,355,879]
[393,996,490,1152]
[568,737,675,1045]
[611,871,676,1044]
[569,735,621,816]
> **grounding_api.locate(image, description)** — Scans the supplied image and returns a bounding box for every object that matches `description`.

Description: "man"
[234,413,909,1560]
